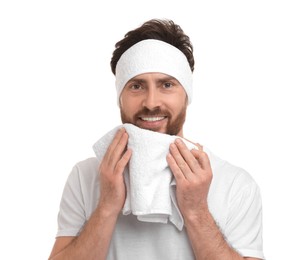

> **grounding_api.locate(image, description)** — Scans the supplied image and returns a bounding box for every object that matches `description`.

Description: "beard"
[120,106,187,136]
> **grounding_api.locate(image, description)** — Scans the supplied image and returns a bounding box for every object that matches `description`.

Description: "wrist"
[96,201,122,219]
[183,203,211,226]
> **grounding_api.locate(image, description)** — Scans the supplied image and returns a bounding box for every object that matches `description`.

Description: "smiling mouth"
[140,116,166,122]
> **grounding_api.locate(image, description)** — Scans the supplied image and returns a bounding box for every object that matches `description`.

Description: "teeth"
[141,117,165,122]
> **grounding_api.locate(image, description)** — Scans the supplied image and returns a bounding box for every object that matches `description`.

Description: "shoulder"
[74,157,100,172]
[205,148,262,226]
[205,148,259,192]
[67,157,100,186]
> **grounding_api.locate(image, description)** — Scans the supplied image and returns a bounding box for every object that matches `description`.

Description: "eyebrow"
[126,75,179,85]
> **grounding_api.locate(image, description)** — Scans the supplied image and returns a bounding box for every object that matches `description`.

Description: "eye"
[130,84,142,90]
[163,82,173,89]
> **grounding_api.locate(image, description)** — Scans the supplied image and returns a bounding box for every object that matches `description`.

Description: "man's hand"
[167,139,256,260]
[98,128,132,216]
[167,138,212,218]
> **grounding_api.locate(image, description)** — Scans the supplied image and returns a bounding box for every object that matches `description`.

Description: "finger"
[114,148,132,175]
[174,139,201,173]
[191,149,211,171]
[109,131,129,167]
[166,153,186,182]
[182,138,203,151]
[103,128,128,170]
[195,143,203,151]
[106,128,126,156]
[169,143,194,180]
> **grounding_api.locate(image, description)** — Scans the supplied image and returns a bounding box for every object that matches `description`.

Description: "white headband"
[115,39,193,105]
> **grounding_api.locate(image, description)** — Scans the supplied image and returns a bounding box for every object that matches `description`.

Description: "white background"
[0,0,307,259]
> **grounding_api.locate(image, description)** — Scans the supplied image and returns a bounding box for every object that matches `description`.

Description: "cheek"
[120,97,139,116]
[120,93,131,109]
[167,96,186,113]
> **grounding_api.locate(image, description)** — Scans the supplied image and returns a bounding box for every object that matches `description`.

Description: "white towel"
[92,123,197,231]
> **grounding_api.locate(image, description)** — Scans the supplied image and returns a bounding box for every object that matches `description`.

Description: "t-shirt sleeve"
[56,165,86,237]
[224,172,265,259]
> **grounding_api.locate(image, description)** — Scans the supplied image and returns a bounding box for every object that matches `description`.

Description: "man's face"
[120,72,188,136]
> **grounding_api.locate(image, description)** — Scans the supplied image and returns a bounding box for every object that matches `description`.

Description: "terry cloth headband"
[115,39,193,105]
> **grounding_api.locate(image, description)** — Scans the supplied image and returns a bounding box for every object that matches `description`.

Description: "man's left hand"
[167,138,213,218]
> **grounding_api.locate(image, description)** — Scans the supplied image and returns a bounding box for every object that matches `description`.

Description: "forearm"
[184,206,243,260]
[50,203,118,260]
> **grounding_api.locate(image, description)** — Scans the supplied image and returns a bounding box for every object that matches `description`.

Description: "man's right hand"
[49,128,131,260]
[98,128,132,216]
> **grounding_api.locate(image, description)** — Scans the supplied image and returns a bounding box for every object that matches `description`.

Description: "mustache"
[134,107,171,118]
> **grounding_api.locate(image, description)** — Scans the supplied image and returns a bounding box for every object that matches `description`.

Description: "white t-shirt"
[56,149,265,259]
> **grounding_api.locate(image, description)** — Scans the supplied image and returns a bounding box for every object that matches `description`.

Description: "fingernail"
[175,138,182,144]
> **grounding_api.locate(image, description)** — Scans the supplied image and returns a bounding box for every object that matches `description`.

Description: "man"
[49,19,265,259]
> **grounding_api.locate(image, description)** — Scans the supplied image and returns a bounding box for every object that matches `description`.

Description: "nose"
[142,86,162,110]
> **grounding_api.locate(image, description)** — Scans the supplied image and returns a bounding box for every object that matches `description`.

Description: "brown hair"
[110,19,194,75]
